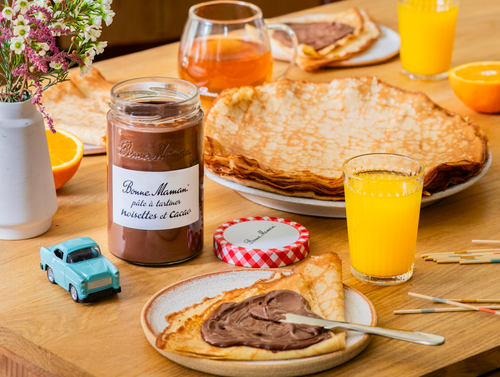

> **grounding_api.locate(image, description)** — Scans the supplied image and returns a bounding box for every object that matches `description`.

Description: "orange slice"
[45,128,84,190]
[449,61,500,113]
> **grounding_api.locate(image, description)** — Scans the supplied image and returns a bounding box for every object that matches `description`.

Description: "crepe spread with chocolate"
[204,78,488,200]
[156,252,345,360]
[268,8,381,71]
[201,290,330,351]
[273,22,354,51]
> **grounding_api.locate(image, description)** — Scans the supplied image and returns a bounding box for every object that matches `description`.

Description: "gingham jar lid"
[213,217,310,268]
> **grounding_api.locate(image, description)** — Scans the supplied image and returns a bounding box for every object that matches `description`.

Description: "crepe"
[268,8,381,71]
[156,252,346,360]
[204,77,488,200]
[43,69,113,146]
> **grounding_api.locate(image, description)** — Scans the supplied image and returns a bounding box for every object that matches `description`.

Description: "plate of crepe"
[206,151,492,218]
[141,253,376,377]
[204,77,489,204]
[43,68,112,155]
[267,8,399,71]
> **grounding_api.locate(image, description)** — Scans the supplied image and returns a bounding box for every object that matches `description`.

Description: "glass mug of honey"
[178,0,298,108]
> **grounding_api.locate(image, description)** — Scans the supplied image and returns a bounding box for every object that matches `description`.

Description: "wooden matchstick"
[472,240,500,244]
[460,259,500,265]
[408,292,500,315]
[422,249,500,258]
[395,306,500,314]
[447,299,500,303]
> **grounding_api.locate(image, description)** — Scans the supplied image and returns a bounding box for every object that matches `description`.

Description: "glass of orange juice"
[178,1,297,109]
[343,154,425,285]
[398,0,459,80]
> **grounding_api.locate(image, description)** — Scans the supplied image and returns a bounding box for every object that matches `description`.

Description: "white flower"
[84,51,96,67]
[103,10,115,26]
[102,0,113,5]
[80,65,92,77]
[14,15,26,26]
[9,36,25,54]
[101,3,111,12]
[51,21,66,36]
[14,0,30,15]
[2,7,15,20]
[84,28,101,42]
[94,41,107,54]
[49,61,63,70]
[38,42,50,56]
[13,25,30,37]
[91,16,102,27]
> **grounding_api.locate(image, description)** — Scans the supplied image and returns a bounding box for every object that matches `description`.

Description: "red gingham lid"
[213,217,310,268]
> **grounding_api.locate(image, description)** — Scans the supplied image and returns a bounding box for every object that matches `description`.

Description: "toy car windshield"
[67,246,102,263]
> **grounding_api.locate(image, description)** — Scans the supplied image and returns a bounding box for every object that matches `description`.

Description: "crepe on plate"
[268,8,381,71]
[204,77,488,200]
[43,69,113,146]
[156,252,345,360]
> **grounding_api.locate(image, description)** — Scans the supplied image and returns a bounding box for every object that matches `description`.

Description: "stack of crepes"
[268,8,381,71]
[204,77,488,200]
[42,69,113,146]
[156,253,346,360]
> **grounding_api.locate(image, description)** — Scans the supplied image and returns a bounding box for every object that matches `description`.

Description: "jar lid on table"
[213,217,310,268]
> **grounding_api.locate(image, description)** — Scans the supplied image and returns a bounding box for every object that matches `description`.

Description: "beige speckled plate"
[141,269,377,377]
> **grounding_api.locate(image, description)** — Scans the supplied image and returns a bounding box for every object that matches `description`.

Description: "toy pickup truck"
[40,237,121,303]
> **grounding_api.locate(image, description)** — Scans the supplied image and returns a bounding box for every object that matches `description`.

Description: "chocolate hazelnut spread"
[273,22,354,51]
[107,78,204,265]
[201,290,331,351]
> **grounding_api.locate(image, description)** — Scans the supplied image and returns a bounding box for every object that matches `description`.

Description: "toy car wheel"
[47,267,56,284]
[70,285,79,302]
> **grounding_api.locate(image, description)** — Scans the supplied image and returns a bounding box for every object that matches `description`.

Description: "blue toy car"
[40,237,121,303]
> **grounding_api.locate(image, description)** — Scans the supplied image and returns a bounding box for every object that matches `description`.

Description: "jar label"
[112,165,200,230]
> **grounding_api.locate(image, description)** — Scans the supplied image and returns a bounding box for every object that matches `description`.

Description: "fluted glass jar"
[107,77,204,265]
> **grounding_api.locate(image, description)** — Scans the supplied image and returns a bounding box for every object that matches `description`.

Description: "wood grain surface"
[1,0,500,376]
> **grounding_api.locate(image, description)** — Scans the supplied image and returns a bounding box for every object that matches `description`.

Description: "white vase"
[0,100,58,240]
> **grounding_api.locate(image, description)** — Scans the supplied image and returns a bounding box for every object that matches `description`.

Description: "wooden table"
[2,0,500,376]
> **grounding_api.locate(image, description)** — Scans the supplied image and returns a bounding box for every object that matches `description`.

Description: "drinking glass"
[178,0,297,108]
[398,0,459,80]
[343,154,425,285]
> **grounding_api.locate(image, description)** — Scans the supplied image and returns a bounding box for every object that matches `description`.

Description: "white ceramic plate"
[205,152,492,218]
[142,270,377,377]
[270,14,400,68]
[83,143,106,155]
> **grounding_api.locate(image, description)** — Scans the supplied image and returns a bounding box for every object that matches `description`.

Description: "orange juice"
[178,38,273,108]
[398,0,459,77]
[345,171,423,278]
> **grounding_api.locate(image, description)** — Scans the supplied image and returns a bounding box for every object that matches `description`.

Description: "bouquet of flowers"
[0,0,114,130]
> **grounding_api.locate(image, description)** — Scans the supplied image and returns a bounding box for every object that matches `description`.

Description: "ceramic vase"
[0,100,58,240]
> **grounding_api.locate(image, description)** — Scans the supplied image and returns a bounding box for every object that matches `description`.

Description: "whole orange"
[449,61,500,113]
[45,128,84,189]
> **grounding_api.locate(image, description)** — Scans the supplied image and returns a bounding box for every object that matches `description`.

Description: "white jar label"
[112,165,199,230]
[223,221,300,249]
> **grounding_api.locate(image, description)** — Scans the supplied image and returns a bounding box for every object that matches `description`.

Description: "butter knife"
[281,314,445,346]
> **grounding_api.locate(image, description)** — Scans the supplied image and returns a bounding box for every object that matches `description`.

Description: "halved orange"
[449,61,500,113]
[45,128,84,190]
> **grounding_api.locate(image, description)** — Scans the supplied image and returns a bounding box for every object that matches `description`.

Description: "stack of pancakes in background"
[204,77,488,200]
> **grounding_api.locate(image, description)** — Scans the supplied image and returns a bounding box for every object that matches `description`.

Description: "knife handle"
[335,322,445,346]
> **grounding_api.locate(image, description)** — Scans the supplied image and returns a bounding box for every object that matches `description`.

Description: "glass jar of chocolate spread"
[107,77,204,265]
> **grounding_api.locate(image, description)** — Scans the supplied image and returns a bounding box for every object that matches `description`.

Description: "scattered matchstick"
[408,292,500,315]
[472,240,500,244]
[395,306,500,314]
[460,259,500,265]
[447,299,500,303]
[422,249,500,258]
